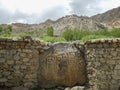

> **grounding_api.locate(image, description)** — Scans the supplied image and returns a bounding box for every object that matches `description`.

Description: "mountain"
[52,15,104,36]
[3,15,104,36]
[92,7,120,28]
[1,6,120,36]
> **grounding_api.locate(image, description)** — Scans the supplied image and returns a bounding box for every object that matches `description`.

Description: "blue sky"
[0,0,120,24]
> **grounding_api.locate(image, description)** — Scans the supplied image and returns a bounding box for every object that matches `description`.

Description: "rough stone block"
[23,58,29,62]
[0,58,6,63]
[7,60,14,65]
[12,86,29,90]
[115,65,120,70]
[71,86,85,90]
[0,78,7,82]
[3,71,11,76]
[14,54,20,60]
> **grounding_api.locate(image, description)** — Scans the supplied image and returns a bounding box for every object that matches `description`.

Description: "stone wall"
[0,37,46,89]
[0,37,120,90]
[85,39,120,90]
[0,37,86,89]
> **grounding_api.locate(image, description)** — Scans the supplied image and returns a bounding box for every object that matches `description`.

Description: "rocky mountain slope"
[1,6,120,36]
[8,15,104,36]
[52,15,104,36]
[92,6,120,28]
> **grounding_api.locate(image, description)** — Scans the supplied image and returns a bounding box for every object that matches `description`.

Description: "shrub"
[3,25,12,37]
[94,28,111,36]
[62,29,73,41]
[62,29,91,41]
[47,26,54,36]
[7,25,12,32]
[82,35,112,42]
[110,28,120,37]
[11,32,28,37]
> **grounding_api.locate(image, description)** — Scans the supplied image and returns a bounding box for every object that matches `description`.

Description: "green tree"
[47,26,53,36]
[7,25,12,32]
[3,25,12,37]
[0,25,2,33]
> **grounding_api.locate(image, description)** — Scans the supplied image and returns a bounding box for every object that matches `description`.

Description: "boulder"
[38,43,86,88]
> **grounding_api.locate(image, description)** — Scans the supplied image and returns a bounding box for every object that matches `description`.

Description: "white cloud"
[98,0,120,13]
[69,0,120,16]
[0,0,70,14]
[0,0,120,24]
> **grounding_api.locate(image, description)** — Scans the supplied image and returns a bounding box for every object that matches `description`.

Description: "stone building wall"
[85,39,120,90]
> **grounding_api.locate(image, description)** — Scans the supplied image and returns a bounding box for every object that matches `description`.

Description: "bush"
[62,29,91,41]
[7,25,12,32]
[62,29,73,41]
[47,26,54,36]
[11,32,28,37]
[110,28,120,37]
[82,35,112,41]
[3,25,12,37]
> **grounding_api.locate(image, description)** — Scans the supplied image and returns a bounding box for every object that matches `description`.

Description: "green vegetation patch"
[0,25,120,42]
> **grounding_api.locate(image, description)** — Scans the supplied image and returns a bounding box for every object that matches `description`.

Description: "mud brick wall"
[0,37,46,88]
[85,39,120,90]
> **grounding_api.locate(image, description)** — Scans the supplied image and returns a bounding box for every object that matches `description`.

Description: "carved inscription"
[41,52,79,63]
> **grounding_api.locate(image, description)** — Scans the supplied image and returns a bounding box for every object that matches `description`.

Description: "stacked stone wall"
[85,39,120,90]
[0,37,120,90]
[0,37,46,88]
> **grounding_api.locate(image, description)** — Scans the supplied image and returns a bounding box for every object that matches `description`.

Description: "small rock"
[23,49,32,53]
[64,87,71,90]
[21,65,27,69]
[23,58,29,62]
[24,82,34,88]
[20,53,26,57]
[71,86,85,90]
[7,60,14,65]
[14,65,20,70]
[14,55,20,60]
[57,87,64,90]
[12,86,29,90]
[0,78,7,82]
[3,71,11,76]
[7,76,13,80]
[0,58,6,63]
[115,65,120,69]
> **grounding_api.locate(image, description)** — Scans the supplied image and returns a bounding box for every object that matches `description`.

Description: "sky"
[0,0,120,24]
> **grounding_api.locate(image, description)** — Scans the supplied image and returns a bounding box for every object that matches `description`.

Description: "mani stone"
[39,43,86,88]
